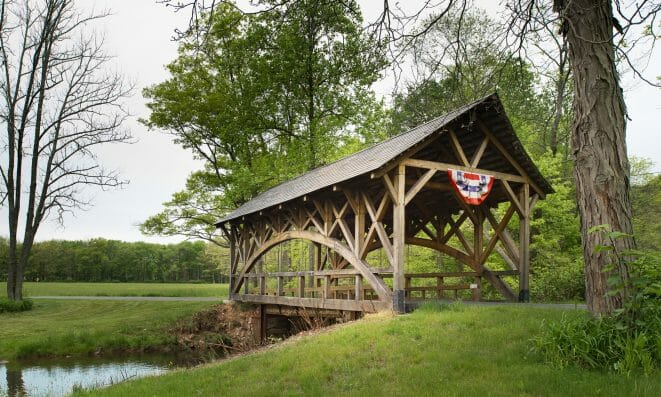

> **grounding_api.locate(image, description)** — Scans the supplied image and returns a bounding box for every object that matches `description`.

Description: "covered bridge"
[217,93,553,313]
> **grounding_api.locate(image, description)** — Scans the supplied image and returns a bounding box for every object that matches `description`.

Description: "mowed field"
[0,282,229,298]
[0,299,216,360]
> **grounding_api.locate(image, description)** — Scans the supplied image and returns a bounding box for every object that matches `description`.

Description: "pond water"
[0,355,188,397]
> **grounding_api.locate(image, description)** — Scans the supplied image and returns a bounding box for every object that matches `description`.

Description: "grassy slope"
[79,305,660,397]
[0,299,215,360]
[0,282,228,298]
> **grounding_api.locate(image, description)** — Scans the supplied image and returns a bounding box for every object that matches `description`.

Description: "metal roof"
[217,93,552,225]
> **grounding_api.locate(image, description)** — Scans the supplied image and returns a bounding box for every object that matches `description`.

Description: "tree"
[162,0,659,315]
[0,0,132,300]
[376,0,658,315]
[142,1,385,242]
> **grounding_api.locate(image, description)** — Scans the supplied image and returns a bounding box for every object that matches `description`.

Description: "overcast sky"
[1,1,658,244]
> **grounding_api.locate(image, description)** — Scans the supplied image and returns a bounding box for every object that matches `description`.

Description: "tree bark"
[560,0,634,316]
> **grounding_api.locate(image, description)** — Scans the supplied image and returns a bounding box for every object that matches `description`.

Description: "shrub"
[531,227,661,375]
[0,297,34,313]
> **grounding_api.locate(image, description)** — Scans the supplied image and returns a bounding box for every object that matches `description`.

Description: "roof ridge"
[217,93,512,225]
[241,93,496,199]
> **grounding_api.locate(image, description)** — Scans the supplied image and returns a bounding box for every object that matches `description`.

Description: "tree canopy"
[142,1,387,242]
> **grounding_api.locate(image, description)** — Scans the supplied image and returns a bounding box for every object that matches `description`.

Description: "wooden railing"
[239,269,385,301]
[235,269,518,308]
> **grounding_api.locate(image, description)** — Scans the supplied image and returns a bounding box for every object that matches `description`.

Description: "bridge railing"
[234,269,518,306]
[239,269,385,301]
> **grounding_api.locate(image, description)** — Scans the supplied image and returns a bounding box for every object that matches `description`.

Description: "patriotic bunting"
[447,169,494,205]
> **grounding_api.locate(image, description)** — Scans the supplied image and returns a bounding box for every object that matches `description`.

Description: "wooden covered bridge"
[217,93,553,314]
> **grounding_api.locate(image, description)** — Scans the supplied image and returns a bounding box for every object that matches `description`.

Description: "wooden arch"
[233,230,392,302]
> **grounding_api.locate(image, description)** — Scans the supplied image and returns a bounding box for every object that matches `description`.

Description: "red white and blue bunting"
[447,169,494,205]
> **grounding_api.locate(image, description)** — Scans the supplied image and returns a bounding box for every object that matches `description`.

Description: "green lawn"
[0,299,215,360]
[0,282,228,298]
[76,304,660,397]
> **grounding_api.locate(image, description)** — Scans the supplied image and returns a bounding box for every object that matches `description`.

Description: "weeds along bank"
[0,299,305,363]
[73,305,660,397]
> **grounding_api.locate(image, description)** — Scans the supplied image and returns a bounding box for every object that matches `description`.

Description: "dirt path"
[31,296,227,302]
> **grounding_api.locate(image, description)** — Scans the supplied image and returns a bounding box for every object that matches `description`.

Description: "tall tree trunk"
[560,0,634,316]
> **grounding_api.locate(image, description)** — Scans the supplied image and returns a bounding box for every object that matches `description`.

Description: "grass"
[0,282,228,298]
[75,304,660,397]
[0,299,215,360]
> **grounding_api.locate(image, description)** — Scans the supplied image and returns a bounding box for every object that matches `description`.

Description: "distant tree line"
[0,238,229,283]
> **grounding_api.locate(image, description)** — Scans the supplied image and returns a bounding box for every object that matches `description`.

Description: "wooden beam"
[476,120,545,198]
[519,183,531,302]
[473,208,484,265]
[484,208,520,266]
[448,129,470,166]
[405,168,437,205]
[382,173,397,202]
[406,179,453,192]
[354,195,366,256]
[360,223,377,259]
[406,237,476,270]
[337,218,355,252]
[402,158,527,184]
[482,269,517,301]
[480,204,516,265]
[470,136,490,168]
[392,163,406,313]
[232,293,390,313]
[501,180,524,216]
[374,222,394,266]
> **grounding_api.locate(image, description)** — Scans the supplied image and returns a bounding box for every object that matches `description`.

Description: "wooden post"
[259,274,266,295]
[229,232,236,295]
[355,275,363,301]
[315,243,322,270]
[324,275,331,299]
[259,304,267,343]
[354,193,366,256]
[307,242,315,288]
[472,276,481,301]
[473,208,483,265]
[298,275,305,298]
[277,275,283,296]
[244,275,249,294]
[437,276,444,299]
[393,164,406,313]
[519,184,531,302]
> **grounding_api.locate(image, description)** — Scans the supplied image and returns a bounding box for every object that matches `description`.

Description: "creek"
[0,354,194,397]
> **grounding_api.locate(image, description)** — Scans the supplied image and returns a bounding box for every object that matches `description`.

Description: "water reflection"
[0,356,174,397]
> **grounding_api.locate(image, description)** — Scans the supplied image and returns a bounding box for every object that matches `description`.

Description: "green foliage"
[3,282,228,298]
[531,315,657,374]
[529,154,583,302]
[142,1,387,240]
[533,228,661,374]
[0,297,33,313]
[631,171,661,252]
[0,238,227,284]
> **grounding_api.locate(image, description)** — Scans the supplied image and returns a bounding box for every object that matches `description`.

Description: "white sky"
[1,0,658,243]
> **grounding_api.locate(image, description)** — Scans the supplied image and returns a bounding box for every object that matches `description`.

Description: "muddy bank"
[170,302,263,357]
[169,302,359,360]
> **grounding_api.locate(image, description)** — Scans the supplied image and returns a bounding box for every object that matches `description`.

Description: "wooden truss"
[219,121,541,313]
